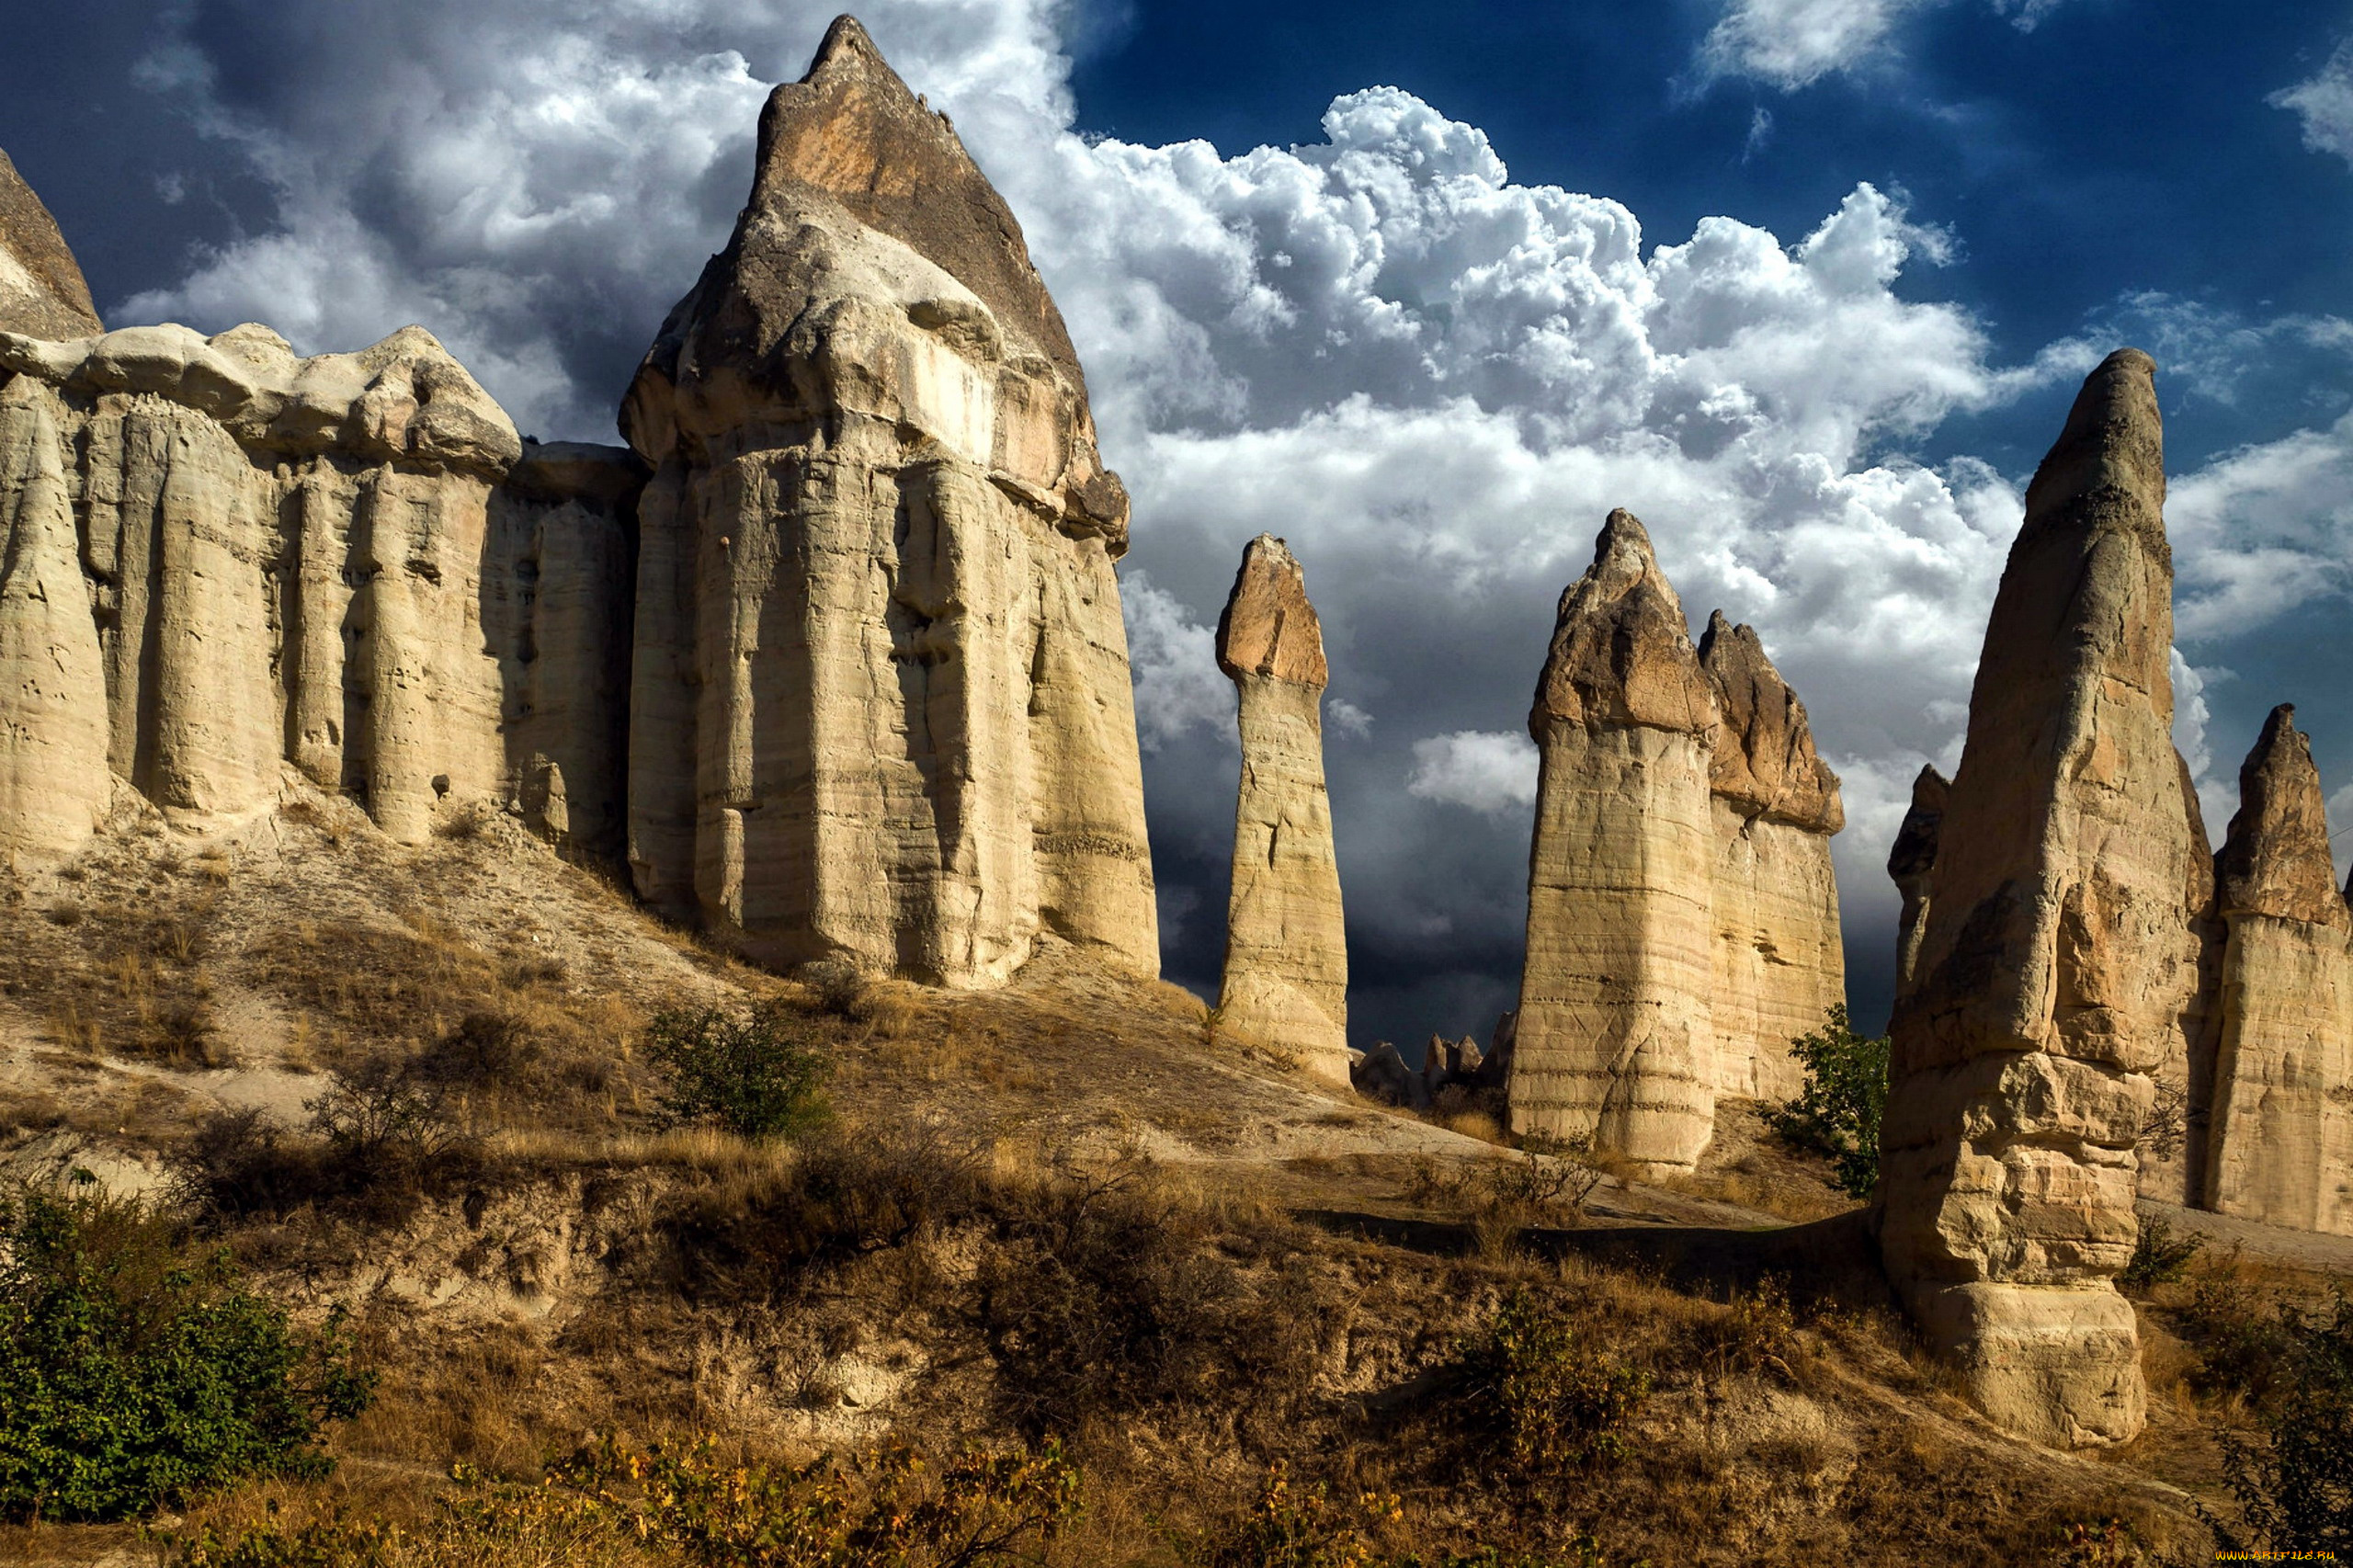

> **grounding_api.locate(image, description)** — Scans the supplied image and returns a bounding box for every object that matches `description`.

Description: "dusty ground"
[0,778,2344,1565]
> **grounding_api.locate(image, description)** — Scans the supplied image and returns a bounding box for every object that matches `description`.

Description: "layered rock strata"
[1879,348,2202,1449]
[619,17,1156,985]
[1888,766,1949,1003]
[2205,706,2353,1235]
[0,322,639,860]
[1511,515,1846,1164]
[1699,611,1846,1102]
[0,148,101,340]
[1513,511,1722,1165]
[1212,534,1347,1083]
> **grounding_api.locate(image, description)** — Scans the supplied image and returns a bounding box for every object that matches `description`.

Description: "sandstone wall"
[1879,348,2201,1449]
[619,17,1155,986]
[1213,535,1348,1084]
[1513,511,1721,1166]
[0,322,639,859]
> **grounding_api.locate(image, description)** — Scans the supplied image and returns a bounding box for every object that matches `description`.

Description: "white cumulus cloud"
[1407,731,1540,817]
[1695,0,2070,90]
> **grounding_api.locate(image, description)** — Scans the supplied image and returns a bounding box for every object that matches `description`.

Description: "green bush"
[1768,1005,1890,1199]
[0,1182,374,1523]
[2212,1290,2353,1555]
[1458,1292,1649,1477]
[2117,1213,2204,1295]
[645,999,832,1142]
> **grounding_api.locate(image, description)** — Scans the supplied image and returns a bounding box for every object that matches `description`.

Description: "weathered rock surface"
[0,148,100,341]
[1700,612,1845,1102]
[1514,510,1719,1165]
[1887,765,1949,1003]
[620,17,1155,986]
[0,322,637,858]
[1879,348,2200,1448]
[1213,535,1347,1083]
[2205,705,2353,1235]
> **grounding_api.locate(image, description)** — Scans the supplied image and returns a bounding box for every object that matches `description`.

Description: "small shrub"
[1458,1291,1649,1477]
[646,999,831,1142]
[1768,1005,1889,1199]
[1702,1275,1798,1378]
[171,1063,479,1228]
[410,1011,538,1089]
[2211,1290,2353,1555]
[1178,1465,1606,1568]
[0,1183,374,1523]
[2117,1213,2204,1295]
[2179,1267,2302,1405]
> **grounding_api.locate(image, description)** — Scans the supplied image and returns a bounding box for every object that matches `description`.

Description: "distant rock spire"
[2215,704,2347,927]
[1212,536,1347,1084]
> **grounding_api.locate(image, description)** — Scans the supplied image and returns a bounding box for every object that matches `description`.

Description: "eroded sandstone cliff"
[0,322,639,859]
[618,17,1156,986]
[1212,535,1347,1085]
[1879,348,2201,1449]
[1887,765,1949,1005]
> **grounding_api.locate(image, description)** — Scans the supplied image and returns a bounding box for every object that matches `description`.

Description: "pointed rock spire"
[1879,347,2201,1449]
[1698,610,1842,834]
[0,147,101,341]
[2215,705,2347,927]
[1888,764,1949,998]
[1529,510,1713,736]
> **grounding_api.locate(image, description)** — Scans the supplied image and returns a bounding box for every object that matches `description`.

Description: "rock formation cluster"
[1878,348,2202,1449]
[1211,535,1348,1083]
[1510,511,1844,1166]
[0,20,1157,998]
[619,17,1155,987]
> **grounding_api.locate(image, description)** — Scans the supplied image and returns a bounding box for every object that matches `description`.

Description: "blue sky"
[5,0,2351,1049]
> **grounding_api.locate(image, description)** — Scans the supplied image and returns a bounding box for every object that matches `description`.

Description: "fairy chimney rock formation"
[0,148,101,341]
[1212,535,1347,1084]
[1888,765,1950,1000]
[1699,611,1846,1101]
[620,16,1156,986]
[1879,348,2200,1448]
[1513,510,1720,1165]
[2205,705,2353,1235]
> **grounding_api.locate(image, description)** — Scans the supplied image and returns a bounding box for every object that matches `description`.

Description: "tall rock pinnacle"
[1212,536,1347,1084]
[1879,348,2203,1447]
[1513,511,1720,1165]
[1698,611,1846,1101]
[0,148,101,341]
[621,16,1156,985]
[2204,704,2353,1235]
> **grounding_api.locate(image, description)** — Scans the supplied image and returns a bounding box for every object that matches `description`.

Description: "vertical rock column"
[620,17,1156,985]
[1511,511,1720,1166]
[2205,705,2353,1236]
[0,379,108,858]
[1698,612,1846,1102]
[1887,766,1949,1005]
[1212,535,1349,1085]
[1879,349,2203,1449]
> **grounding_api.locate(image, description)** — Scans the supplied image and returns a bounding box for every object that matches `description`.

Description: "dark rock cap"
[1530,510,1714,738]
[1887,764,1949,884]
[1699,609,1843,834]
[1215,534,1328,687]
[2215,704,2347,927]
[0,147,102,340]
